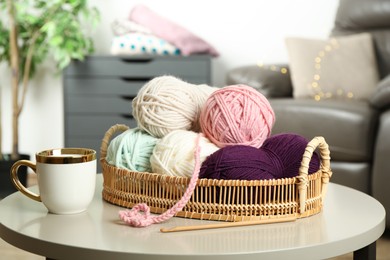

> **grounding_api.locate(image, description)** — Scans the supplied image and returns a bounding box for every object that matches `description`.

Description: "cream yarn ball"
[150,130,219,177]
[132,75,218,138]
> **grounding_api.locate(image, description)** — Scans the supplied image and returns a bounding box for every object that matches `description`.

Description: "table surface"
[0,174,386,260]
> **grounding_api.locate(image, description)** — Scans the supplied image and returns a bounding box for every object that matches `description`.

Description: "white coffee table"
[0,174,385,260]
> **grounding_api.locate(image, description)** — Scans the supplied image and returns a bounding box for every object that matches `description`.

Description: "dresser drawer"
[66,138,102,155]
[64,55,211,80]
[65,137,102,153]
[65,137,108,172]
[65,96,133,114]
[64,78,143,96]
[65,115,137,138]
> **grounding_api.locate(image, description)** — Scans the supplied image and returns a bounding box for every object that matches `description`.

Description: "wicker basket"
[101,124,332,222]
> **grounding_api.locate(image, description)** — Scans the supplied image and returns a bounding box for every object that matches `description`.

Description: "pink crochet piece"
[119,133,202,227]
[129,4,219,57]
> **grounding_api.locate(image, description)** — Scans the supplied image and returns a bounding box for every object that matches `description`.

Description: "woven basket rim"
[100,157,323,185]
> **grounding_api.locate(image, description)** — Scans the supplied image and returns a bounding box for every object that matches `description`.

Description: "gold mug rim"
[36,148,96,164]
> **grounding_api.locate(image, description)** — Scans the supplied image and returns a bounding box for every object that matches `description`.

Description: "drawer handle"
[121,114,134,119]
[121,95,136,101]
[120,77,152,82]
[120,58,154,63]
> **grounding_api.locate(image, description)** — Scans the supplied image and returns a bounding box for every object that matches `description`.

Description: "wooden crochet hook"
[160,216,297,233]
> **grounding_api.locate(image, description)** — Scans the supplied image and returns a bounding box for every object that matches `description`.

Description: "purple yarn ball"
[262,133,321,178]
[199,145,283,180]
[199,133,321,181]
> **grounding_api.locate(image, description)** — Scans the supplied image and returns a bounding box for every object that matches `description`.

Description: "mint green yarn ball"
[106,128,158,172]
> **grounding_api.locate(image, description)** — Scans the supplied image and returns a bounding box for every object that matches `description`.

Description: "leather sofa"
[227,0,390,229]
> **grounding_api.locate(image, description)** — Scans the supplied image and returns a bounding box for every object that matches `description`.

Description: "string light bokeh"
[257,37,355,101]
[311,38,354,101]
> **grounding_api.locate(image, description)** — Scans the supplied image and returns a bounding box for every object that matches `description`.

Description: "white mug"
[11,148,97,214]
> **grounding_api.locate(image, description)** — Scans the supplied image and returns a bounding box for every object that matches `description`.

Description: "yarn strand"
[119,133,202,227]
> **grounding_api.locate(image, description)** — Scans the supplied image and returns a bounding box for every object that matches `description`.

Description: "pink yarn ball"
[199,84,275,148]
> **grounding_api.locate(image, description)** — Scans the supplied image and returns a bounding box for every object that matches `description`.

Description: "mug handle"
[10,160,41,202]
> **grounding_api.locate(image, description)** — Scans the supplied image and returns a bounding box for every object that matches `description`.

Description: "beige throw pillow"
[285,33,379,100]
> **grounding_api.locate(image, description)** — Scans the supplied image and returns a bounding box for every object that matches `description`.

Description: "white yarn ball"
[150,130,219,177]
[132,75,217,138]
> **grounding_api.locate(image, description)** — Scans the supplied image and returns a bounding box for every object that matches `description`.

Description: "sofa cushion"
[372,110,390,227]
[370,74,390,110]
[285,33,380,100]
[270,98,378,162]
[110,33,181,56]
[330,162,371,193]
[226,65,293,98]
[333,0,390,30]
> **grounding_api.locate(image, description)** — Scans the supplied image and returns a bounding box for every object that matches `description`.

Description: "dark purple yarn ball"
[262,133,321,178]
[199,133,321,181]
[199,145,283,180]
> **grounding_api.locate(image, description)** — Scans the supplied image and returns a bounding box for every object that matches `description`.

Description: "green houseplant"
[0,0,99,197]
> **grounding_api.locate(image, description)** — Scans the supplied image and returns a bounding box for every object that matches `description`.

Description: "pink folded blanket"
[129,4,219,57]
